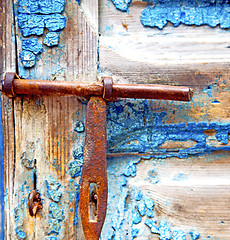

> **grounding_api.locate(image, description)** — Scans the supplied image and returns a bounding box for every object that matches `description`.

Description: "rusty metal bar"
[1,73,193,101]
[80,96,108,240]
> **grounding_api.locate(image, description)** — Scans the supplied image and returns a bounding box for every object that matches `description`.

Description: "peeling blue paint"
[49,202,64,221]
[69,160,82,178]
[131,228,139,238]
[73,184,80,226]
[15,228,26,240]
[22,38,43,55]
[111,0,132,12]
[73,146,84,159]
[189,231,200,240]
[145,218,159,234]
[18,0,65,14]
[19,50,36,68]
[17,0,66,68]
[141,1,230,29]
[43,32,60,47]
[46,178,62,202]
[74,121,85,133]
[123,162,137,177]
[18,13,66,37]
[48,219,61,235]
[158,220,171,240]
[173,230,186,240]
[135,190,143,201]
[107,100,230,157]
[137,200,146,216]
[132,208,142,224]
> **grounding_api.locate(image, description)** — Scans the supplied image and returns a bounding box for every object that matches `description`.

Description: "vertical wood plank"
[10,0,98,239]
[0,0,17,238]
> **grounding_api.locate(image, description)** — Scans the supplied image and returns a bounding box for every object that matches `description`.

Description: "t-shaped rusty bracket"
[1,72,193,240]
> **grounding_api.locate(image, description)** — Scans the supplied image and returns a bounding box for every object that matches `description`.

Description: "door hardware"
[1,72,193,240]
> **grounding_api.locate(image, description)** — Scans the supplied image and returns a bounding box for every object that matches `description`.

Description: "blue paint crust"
[46,178,62,202]
[141,1,230,29]
[111,0,132,12]
[18,0,65,14]
[158,220,171,240]
[0,97,4,240]
[43,31,60,47]
[189,230,200,240]
[15,228,26,240]
[18,13,66,37]
[69,160,82,178]
[22,38,43,55]
[74,120,85,133]
[107,100,230,157]
[173,230,186,240]
[19,50,36,68]
[49,202,64,221]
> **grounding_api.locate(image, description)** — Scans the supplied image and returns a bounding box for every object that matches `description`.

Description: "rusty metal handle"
[1,73,193,101]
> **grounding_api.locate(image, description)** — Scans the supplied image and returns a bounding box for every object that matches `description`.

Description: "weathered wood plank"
[7,0,98,239]
[0,0,17,238]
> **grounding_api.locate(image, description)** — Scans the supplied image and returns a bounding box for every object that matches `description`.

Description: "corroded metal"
[1,72,194,239]
[28,189,43,217]
[1,73,193,101]
[80,97,107,240]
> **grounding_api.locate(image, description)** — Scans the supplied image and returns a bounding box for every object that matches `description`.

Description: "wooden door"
[1,0,230,239]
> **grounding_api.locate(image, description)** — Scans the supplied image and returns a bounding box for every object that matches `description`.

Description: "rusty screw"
[28,189,43,216]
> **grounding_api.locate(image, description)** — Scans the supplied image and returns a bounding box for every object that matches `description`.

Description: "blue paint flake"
[73,146,84,159]
[189,230,200,240]
[73,184,80,226]
[44,14,66,32]
[69,160,82,178]
[18,0,65,14]
[48,218,61,235]
[173,230,186,240]
[158,220,171,240]
[145,218,159,234]
[131,228,139,238]
[18,13,66,37]
[140,1,230,29]
[74,120,85,133]
[49,202,64,221]
[21,38,43,55]
[107,100,230,157]
[19,50,36,68]
[111,0,132,12]
[46,178,62,202]
[137,200,146,216]
[43,32,60,47]
[15,228,26,240]
[135,190,143,201]
[123,162,137,177]
[132,208,142,224]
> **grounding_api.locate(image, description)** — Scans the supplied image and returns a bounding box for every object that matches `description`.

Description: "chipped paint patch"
[69,160,82,178]
[17,0,66,68]
[43,32,60,47]
[107,100,230,157]
[111,0,132,12]
[46,178,62,202]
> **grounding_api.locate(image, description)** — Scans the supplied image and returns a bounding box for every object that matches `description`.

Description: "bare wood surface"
[0,0,17,238]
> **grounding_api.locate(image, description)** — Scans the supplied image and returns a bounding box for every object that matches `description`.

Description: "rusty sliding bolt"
[28,190,43,217]
[1,73,193,101]
[1,73,193,240]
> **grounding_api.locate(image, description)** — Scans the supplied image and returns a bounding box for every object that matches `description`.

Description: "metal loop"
[102,77,113,100]
[2,72,19,97]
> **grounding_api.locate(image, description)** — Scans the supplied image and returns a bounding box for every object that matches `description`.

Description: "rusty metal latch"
[1,72,193,240]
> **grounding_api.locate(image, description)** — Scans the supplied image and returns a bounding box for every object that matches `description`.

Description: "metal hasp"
[1,72,193,240]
